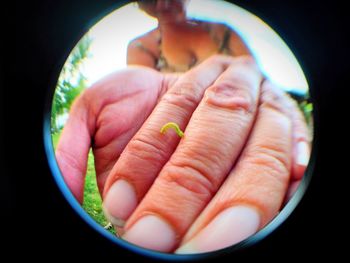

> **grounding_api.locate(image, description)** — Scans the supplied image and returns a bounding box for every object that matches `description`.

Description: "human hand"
[55,55,233,203]
[100,56,310,253]
[56,55,310,253]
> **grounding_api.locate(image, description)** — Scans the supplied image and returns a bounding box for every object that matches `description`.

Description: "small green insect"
[160,122,184,138]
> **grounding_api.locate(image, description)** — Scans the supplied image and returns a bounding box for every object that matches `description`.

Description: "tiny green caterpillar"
[160,122,184,138]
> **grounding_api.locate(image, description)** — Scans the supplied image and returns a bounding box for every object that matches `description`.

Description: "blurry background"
[51,0,311,230]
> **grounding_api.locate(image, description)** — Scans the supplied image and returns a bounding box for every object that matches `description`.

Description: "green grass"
[52,132,114,233]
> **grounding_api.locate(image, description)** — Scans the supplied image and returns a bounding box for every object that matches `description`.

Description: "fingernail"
[296,141,310,166]
[176,206,260,254]
[103,180,137,228]
[123,215,176,252]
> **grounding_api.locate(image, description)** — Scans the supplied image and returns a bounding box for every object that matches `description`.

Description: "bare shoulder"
[203,22,233,37]
[198,21,250,55]
[128,28,161,54]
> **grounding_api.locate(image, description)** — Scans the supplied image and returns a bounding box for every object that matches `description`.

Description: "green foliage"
[51,35,92,133]
[299,100,313,126]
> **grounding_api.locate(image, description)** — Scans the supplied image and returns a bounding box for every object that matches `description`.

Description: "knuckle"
[261,81,292,114]
[56,148,84,173]
[127,135,167,161]
[246,145,291,182]
[162,82,200,110]
[205,80,254,112]
[207,54,232,63]
[176,79,203,96]
[260,89,285,113]
[163,160,216,198]
[200,54,235,72]
[235,55,256,66]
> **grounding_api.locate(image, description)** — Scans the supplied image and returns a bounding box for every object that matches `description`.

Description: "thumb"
[55,92,93,204]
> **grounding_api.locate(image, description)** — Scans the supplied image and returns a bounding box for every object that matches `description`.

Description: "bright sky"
[82,3,157,86]
[81,0,308,93]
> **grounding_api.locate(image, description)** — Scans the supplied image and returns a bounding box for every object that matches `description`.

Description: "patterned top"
[134,21,233,72]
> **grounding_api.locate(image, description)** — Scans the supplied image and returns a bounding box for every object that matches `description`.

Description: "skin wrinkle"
[94,126,143,193]
[176,138,231,184]
[84,68,164,146]
[165,160,216,196]
[155,86,202,125]
[149,106,184,125]
[184,114,250,175]
[241,160,289,193]
[243,139,290,216]
[93,89,149,149]
[55,148,86,203]
[156,72,175,104]
[106,151,160,193]
[192,135,234,166]
[206,91,254,114]
[161,91,199,113]
[128,136,170,165]
[56,147,86,176]
[246,144,291,174]
[92,139,122,164]
[93,124,141,168]
[173,78,206,99]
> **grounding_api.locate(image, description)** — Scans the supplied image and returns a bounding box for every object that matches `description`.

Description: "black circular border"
[42,0,317,261]
[11,0,346,261]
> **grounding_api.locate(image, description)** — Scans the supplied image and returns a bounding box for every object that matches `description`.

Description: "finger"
[102,55,236,227]
[265,86,309,203]
[264,84,311,181]
[55,92,93,203]
[121,58,262,252]
[263,84,311,191]
[289,97,311,181]
[175,80,293,253]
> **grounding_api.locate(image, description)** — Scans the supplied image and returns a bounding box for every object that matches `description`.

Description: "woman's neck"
[157,11,187,27]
